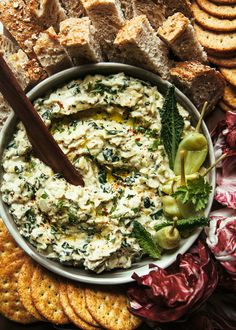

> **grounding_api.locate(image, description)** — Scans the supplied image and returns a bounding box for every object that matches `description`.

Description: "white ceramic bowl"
[0,63,216,285]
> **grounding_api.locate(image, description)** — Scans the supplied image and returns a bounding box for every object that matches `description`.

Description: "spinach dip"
[1,73,193,273]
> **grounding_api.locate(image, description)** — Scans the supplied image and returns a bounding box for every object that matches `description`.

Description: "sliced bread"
[33,26,73,75]
[59,0,86,18]
[0,0,43,59]
[158,12,207,62]
[59,17,103,65]
[164,0,192,18]
[114,15,172,79]
[170,61,225,112]
[120,0,134,19]
[29,0,67,31]
[81,0,125,60]
[132,0,165,30]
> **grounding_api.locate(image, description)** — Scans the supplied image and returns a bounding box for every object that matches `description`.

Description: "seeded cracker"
[59,282,100,330]
[210,0,236,4]
[85,286,142,330]
[0,259,36,324]
[220,68,236,87]
[196,0,236,18]
[18,259,45,321]
[192,2,236,32]
[208,55,236,68]
[223,84,236,109]
[67,283,100,327]
[31,266,69,324]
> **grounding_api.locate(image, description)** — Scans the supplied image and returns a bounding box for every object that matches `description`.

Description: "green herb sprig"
[132,221,161,259]
[160,86,184,169]
[154,216,209,232]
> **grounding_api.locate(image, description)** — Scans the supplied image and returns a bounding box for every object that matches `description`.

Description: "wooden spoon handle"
[0,54,84,186]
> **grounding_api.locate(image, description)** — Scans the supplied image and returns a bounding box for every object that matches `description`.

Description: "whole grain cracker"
[196,0,236,18]
[208,55,236,68]
[207,48,236,58]
[220,67,236,87]
[0,258,36,324]
[192,2,236,32]
[85,286,142,330]
[18,259,45,321]
[60,282,100,330]
[67,283,100,327]
[219,100,235,111]
[223,84,236,108]
[210,0,236,4]
[194,24,236,53]
[31,266,69,325]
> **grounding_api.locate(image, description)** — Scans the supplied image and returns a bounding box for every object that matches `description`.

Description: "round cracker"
[207,48,236,58]
[223,84,236,108]
[194,24,236,53]
[208,55,236,68]
[31,266,69,325]
[218,100,235,111]
[192,2,236,32]
[210,0,236,4]
[67,283,100,327]
[0,258,37,324]
[196,0,236,18]
[85,286,142,330]
[18,259,45,321]
[220,67,236,87]
[60,283,100,330]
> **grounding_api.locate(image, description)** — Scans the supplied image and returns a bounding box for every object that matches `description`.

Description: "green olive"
[162,196,183,219]
[154,226,181,250]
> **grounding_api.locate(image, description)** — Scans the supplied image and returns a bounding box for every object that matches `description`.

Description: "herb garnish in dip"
[1,73,210,273]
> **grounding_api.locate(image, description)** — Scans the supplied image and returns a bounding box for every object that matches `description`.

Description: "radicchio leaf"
[128,241,218,323]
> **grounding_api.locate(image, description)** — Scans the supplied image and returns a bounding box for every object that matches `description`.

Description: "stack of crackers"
[0,219,142,330]
[192,0,236,112]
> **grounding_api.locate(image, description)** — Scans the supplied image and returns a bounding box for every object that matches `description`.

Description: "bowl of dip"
[0,63,215,284]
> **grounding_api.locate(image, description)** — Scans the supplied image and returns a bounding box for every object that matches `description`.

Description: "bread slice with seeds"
[34,26,73,75]
[29,0,67,31]
[81,0,125,60]
[132,0,165,30]
[59,17,103,65]
[114,15,172,79]
[158,12,207,62]
[170,61,225,112]
[0,0,43,59]
[59,0,86,18]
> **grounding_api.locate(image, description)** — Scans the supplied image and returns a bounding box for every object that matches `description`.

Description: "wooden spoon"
[0,54,84,186]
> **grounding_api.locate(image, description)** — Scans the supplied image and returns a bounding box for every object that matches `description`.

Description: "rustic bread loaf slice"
[158,12,207,62]
[170,61,225,112]
[0,0,43,59]
[59,0,86,18]
[132,0,165,30]
[114,15,171,79]
[59,17,103,65]
[29,0,67,31]
[119,0,134,19]
[164,0,192,18]
[34,27,73,75]
[81,0,125,60]
[0,34,19,58]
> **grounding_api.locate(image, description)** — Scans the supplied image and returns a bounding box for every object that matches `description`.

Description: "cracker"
[194,24,236,53]
[196,0,236,18]
[67,283,100,327]
[220,67,236,87]
[219,100,235,111]
[18,259,45,321]
[192,2,236,32]
[31,266,69,325]
[60,282,100,330]
[207,48,236,58]
[210,0,236,4]
[223,84,236,108]
[85,286,142,330]
[0,259,36,324]
[208,55,236,68]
